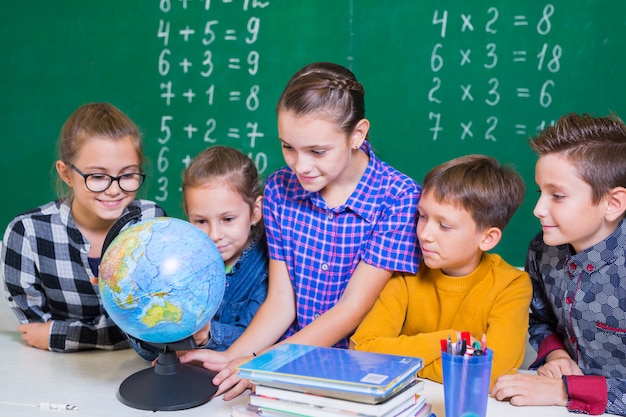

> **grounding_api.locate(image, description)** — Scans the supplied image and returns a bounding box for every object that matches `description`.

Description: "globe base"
[118,350,218,411]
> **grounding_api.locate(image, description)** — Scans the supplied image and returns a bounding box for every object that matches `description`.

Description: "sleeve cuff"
[48,320,66,351]
[196,336,210,349]
[563,375,608,415]
[530,333,566,369]
[206,321,221,350]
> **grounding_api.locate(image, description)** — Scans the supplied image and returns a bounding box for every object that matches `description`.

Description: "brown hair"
[530,113,626,204]
[276,62,366,137]
[56,102,143,197]
[422,154,525,231]
[183,146,263,239]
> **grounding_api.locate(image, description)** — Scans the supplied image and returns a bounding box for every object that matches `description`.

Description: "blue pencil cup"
[441,349,493,417]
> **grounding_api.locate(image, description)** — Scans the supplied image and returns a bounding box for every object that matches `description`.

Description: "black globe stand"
[118,337,218,411]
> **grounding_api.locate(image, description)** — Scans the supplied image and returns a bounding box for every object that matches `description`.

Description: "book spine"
[250,394,366,417]
[254,383,424,416]
[250,394,425,417]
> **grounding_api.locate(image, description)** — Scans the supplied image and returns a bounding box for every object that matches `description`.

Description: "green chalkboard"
[2,1,625,266]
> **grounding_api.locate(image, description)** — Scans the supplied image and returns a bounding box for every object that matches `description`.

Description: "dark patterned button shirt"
[527,218,626,415]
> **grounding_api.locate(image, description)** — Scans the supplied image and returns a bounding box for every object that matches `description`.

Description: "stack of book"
[232,343,434,417]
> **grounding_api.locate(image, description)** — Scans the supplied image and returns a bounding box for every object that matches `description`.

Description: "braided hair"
[277,62,366,137]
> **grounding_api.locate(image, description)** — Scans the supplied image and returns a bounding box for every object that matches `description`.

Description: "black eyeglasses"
[65,162,145,193]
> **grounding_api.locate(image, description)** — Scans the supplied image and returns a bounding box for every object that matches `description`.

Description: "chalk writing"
[153,0,271,204]
[427,3,560,142]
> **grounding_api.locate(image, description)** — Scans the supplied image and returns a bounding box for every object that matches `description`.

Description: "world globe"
[99,217,225,344]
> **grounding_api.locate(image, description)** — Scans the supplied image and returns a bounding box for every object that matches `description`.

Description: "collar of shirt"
[227,235,267,276]
[58,198,87,246]
[289,140,379,222]
[567,218,626,274]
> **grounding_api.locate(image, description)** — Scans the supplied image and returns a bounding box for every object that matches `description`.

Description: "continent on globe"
[142,301,183,328]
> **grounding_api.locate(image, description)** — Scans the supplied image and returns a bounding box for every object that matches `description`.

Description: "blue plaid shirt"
[2,198,165,352]
[527,219,626,415]
[263,141,421,348]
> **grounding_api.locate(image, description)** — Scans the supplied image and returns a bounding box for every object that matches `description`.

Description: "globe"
[99,216,225,344]
[98,216,226,411]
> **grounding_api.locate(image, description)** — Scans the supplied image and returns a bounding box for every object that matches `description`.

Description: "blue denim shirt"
[206,235,268,351]
[527,219,626,415]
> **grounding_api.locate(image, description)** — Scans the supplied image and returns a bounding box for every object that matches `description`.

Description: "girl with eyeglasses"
[1,102,165,352]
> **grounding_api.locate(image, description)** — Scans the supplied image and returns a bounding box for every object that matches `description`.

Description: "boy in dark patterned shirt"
[491,113,626,415]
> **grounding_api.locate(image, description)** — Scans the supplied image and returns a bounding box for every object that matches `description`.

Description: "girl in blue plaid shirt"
[181,62,421,399]
[1,103,165,352]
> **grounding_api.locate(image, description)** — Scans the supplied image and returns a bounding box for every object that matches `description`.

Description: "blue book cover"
[237,344,423,403]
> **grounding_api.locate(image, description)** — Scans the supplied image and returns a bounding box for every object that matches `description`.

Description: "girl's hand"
[17,322,51,350]
[212,356,255,400]
[179,347,230,369]
[179,350,253,399]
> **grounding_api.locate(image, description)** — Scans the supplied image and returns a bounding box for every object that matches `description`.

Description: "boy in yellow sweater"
[351,154,532,387]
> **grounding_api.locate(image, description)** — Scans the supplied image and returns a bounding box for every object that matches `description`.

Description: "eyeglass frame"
[64,162,146,193]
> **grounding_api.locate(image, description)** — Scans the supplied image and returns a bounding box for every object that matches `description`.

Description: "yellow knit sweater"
[351,253,532,387]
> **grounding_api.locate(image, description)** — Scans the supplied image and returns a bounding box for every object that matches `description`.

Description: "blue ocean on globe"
[99,217,225,344]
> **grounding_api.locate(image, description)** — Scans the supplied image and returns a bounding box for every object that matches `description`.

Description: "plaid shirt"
[527,219,626,415]
[264,140,421,348]
[1,198,165,352]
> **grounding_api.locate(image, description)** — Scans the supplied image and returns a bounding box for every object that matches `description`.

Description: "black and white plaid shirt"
[1,198,165,352]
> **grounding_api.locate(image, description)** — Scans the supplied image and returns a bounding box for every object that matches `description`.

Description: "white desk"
[0,330,248,416]
[0,330,609,417]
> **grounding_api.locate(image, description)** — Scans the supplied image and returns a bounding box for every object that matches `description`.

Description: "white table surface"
[0,330,609,417]
[0,330,248,416]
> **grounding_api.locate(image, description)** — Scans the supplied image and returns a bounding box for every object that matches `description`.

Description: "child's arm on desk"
[182,260,393,400]
[17,322,51,350]
[491,372,568,407]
